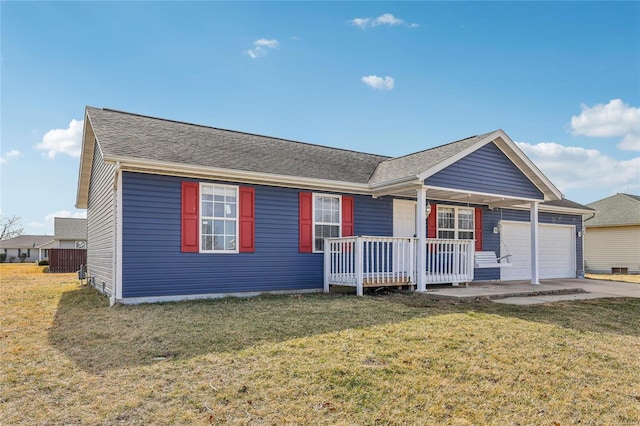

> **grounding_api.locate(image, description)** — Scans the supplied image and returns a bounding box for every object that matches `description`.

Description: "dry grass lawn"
[586,273,640,284]
[2,264,639,425]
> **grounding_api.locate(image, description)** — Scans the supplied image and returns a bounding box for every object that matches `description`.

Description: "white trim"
[425,185,543,204]
[530,202,540,285]
[312,193,342,253]
[416,188,426,291]
[199,183,240,254]
[115,167,123,302]
[117,288,322,305]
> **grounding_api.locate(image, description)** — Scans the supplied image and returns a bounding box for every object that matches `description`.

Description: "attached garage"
[500,221,576,281]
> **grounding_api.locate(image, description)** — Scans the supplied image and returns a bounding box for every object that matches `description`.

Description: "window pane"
[458,209,474,230]
[329,225,339,237]
[225,221,235,235]
[214,236,225,250]
[202,219,213,235]
[214,186,225,202]
[202,235,212,251]
[202,201,213,217]
[225,236,236,250]
[214,202,224,217]
[202,185,214,201]
[438,230,455,239]
[226,204,236,218]
[459,231,474,240]
[438,208,455,229]
[213,220,224,235]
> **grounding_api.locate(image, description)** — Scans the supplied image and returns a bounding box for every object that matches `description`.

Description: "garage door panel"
[500,222,575,281]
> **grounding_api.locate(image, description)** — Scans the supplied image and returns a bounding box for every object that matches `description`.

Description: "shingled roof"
[87,107,389,184]
[369,132,494,184]
[0,235,55,249]
[585,193,640,227]
[54,218,87,240]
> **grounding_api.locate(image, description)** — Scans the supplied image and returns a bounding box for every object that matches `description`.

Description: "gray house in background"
[53,217,88,249]
[585,193,640,274]
[0,235,56,263]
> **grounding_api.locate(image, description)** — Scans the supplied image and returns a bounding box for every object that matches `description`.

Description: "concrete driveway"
[426,278,640,305]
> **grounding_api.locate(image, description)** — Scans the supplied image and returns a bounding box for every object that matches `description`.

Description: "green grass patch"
[1,272,639,424]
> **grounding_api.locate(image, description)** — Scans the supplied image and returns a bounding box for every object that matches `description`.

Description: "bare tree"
[0,215,24,240]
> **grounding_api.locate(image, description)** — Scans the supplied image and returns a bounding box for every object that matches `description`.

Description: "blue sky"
[1,1,639,235]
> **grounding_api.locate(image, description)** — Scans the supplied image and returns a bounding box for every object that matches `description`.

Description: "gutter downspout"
[110,161,121,307]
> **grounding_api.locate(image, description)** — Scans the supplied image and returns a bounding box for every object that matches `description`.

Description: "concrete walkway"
[425,278,640,305]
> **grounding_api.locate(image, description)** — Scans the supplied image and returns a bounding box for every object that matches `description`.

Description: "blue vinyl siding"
[425,143,544,200]
[121,172,393,298]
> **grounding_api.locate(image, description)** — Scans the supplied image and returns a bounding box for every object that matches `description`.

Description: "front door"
[393,200,416,276]
[393,200,416,238]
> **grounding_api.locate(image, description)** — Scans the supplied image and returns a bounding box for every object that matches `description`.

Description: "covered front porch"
[324,185,546,296]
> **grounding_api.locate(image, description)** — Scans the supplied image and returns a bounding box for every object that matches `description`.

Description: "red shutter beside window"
[427,205,437,238]
[239,187,255,253]
[341,196,354,237]
[299,192,313,253]
[474,208,483,251]
[181,182,199,252]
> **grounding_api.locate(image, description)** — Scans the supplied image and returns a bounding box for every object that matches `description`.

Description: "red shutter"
[239,187,255,252]
[474,208,483,251]
[341,196,354,237]
[427,205,437,238]
[181,182,199,252]
[299,192,313,253]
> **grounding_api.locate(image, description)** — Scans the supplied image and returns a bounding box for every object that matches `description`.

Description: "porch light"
[426,202,432,216]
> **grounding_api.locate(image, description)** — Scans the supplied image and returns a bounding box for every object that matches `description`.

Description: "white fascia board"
[496,203,595,216]
[426,185,543,203]
[105,156,372,195]
[75,112,97,209]
[370,176,422,197]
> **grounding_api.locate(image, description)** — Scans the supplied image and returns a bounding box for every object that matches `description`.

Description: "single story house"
[53,217,88,249]
[0,235,56,263]
[76,107,593,305]
[584,193,640,274]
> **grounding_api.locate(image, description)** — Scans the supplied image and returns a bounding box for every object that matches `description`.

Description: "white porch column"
[416,187,427,292]
[530,201,540,285]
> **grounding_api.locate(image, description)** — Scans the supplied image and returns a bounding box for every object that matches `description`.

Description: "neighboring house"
[0,235,56,263]
[584,193,640,274]
[76,107,593,304]
[53,217,87,249]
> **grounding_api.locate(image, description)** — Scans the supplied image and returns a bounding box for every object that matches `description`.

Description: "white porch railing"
[324,237,475,296]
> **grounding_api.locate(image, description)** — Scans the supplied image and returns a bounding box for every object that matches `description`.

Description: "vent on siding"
[611,267,628,275]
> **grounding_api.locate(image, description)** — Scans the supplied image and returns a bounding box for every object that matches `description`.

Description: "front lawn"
[1,265,639,424]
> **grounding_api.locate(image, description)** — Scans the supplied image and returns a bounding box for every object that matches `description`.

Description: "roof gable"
[586,193,640,227]
[54,218,87,240]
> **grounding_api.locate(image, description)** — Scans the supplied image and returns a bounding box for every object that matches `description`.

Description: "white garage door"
[500,221,576,281]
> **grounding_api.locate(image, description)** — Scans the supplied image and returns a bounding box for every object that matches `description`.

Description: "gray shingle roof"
[368,132,495,184]
[0,235,55,249]
[54,218,87,240]
[87,107,389,184]
[585,193,640,227]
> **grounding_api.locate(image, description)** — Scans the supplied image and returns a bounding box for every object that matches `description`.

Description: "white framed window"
[313,193,341,252]
[437,206,474,240]
[200,183,239,253]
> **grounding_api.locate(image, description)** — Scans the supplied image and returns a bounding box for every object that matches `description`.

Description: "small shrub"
[0,253,6,262]
[38,260,49,266]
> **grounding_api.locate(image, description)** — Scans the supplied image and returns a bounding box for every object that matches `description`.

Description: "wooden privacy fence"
[49,249,87,273]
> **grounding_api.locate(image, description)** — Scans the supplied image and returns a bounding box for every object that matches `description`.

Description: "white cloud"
[0,149,22,164]
[570,99,640,151]
[349,13,418,29]
[36,119,84,159]
[247,38,279,59]
[516,141,640,196]
[362,75,395,91]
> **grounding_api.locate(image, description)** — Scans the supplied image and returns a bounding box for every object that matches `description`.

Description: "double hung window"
[200,183,238,253]
[437,206,474,240]
[313,194,341,252]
